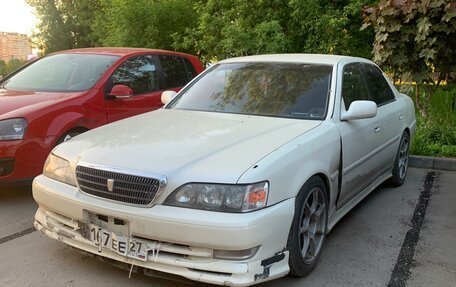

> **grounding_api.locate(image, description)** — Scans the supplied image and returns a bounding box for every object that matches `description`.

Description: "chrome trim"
[75,161,167,208]
[77,161,167,184]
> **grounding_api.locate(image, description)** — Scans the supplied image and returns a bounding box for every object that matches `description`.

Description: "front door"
[104,55,163,123]
[337,62,383,206]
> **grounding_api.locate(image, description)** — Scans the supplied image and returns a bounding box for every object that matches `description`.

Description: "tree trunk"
[415,84,427,118]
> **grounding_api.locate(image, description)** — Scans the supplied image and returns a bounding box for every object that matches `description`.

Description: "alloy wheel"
[298,187,327,263]
[398,136,409,180]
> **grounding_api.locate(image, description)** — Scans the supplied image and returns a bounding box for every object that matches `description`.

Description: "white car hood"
[56,109,321,184]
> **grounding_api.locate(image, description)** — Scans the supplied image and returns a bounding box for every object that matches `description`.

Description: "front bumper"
[0,137,55,185]
[33,175,295,286]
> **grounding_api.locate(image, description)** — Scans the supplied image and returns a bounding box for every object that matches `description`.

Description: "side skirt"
[326,169,392,232]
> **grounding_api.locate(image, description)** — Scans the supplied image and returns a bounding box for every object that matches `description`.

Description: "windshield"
[169,62,333,120]
[2,53,119,92]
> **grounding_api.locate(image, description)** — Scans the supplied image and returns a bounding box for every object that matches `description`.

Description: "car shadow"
[0,184,33,200]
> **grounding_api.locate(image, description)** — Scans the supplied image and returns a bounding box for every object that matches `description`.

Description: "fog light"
[0,158,14,176]
[213,246,260,260]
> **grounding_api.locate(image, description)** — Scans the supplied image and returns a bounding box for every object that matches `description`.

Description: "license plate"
[83,223,149,261]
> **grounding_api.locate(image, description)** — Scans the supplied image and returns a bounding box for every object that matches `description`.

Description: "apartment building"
[0,32,32,61]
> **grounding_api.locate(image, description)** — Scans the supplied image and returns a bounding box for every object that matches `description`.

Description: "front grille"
[75,165,160,205]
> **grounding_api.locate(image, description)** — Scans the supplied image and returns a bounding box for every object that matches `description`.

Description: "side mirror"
[161,90,177,105]
[108,85,133,99]
[341,100,377,121]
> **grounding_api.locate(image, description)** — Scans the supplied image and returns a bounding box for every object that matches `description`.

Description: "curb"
[409,155,456,171]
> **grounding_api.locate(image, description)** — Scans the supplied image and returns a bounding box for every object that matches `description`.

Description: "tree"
[92,0,197,53]
[286,0,376,58]
[27,0,100,54]
[176,0,375,62]
[0,60,6,77]
[363,0,456,118]
[0,59,29,77]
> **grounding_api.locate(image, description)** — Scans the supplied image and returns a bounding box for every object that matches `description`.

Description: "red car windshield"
[2,53,119,92]
[169,62,333,120]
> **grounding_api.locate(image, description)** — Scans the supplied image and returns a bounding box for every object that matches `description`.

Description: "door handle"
[374,126,381,133]
[399,113,403,120]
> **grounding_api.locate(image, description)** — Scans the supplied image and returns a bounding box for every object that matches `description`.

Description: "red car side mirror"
[108,85,133,99]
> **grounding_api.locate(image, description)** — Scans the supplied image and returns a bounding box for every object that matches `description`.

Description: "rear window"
[159,55,191,89]
[183,57,198,79]
[362,64,395,106]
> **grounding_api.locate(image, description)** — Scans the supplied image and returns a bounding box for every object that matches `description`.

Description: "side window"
[159,55,190,89]
[183,57,198,79]
[109,55,159,95]
[362,64,395,106]
[342,63,369,109]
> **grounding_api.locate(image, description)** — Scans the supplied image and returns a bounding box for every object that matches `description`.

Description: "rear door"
[361,63,402,174]
[104,54,163,123]
[157,54,197,92]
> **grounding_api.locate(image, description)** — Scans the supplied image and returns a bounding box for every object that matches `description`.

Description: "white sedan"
[33,54,416,286]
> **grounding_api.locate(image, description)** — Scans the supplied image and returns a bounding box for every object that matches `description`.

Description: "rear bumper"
[0,137,55,184]
[33,175,294,286]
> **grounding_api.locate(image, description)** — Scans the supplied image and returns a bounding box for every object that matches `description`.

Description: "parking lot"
[0,167,455,287]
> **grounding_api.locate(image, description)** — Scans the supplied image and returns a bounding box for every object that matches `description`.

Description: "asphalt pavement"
[0,167,454,287]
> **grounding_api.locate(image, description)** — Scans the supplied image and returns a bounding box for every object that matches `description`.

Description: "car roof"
[219,54,372,65]
[55,47,195,58]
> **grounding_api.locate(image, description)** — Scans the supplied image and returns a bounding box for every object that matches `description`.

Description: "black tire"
[287,176,328,277]
[389,131,410,187]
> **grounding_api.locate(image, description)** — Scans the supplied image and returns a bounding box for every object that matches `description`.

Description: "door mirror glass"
[161,90,177,105]
[341,100,377,121]
[108,84,133,99]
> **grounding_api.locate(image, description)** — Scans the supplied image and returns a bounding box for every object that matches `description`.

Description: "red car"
[0,48,204,187]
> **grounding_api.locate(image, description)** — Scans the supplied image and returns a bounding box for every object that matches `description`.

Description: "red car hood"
[0,88,84,119]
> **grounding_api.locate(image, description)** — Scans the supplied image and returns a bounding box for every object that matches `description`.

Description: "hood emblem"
[107,179,115,192]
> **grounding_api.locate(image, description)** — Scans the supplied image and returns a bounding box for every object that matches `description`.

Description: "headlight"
[43,154,76,186]
[0,118,27,140]
[164,181,269,212]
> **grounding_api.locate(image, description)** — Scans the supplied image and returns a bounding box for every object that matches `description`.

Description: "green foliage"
[363,1,456,83]
[0,59,29,77]
[28,0,374,60]
[27,0,101,54]
[177,0,375,62]
[363,0,456,119]
[409,85,456,157]
[287,0,375,57]
[0,60,5,77]
[93,0,197,53]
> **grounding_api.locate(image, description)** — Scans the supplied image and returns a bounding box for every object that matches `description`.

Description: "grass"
[404,85,456,157]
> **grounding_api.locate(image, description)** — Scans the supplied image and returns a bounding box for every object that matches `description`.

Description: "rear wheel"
[389,132,410,187]
[287,176,328,277]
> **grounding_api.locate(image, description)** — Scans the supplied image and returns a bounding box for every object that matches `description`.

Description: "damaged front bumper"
[33,175,294,286]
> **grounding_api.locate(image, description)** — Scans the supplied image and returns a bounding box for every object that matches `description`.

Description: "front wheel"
[56,131,81,145]
[389,131,410,187]
[287,176,328,277]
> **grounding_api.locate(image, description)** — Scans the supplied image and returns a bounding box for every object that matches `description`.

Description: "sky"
[0,0,37,35]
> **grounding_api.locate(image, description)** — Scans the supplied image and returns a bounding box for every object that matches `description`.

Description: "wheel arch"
[403,127,410,137]
[312,173,331,205]
[55,126,90,145]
